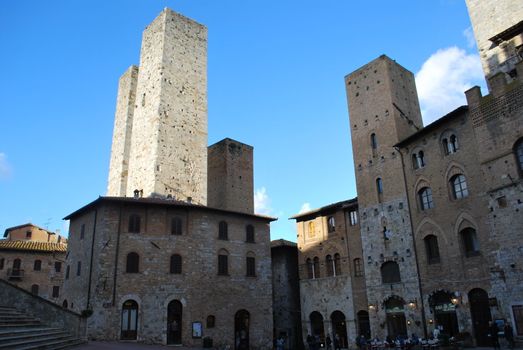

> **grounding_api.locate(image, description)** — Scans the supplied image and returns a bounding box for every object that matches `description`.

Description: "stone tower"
[207,138,254,213]
[107,9,208,204]
[345,55,425,338]
[465,0,523,84]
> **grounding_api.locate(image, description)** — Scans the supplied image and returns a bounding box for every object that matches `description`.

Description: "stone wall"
[208,138,254,213]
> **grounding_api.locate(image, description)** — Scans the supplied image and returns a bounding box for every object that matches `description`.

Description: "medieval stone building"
[0,223,67,303]
[293,0,523,346]
[62,9,274,347]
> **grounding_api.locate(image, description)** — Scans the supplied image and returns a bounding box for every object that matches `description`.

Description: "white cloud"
[463,27,476,48]
[0,153,12,180]
[254,187,272,215]
[415,47,484,125]
[298,202,312,214]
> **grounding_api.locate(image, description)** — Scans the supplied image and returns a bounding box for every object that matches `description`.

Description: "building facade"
[291,199,368,347]
[0,223,67,303]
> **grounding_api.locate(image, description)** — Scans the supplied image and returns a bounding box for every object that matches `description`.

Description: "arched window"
[171,217,182,235]
[418,187,434,210]
[313,257,320,279]
[449,135,459,153]
[381,261,401,284]
[327,216,336,233]
[376,178,383,202]
[306,258,314,279]
[218,221,228,240]
[424,235,440,264]
[412,153,419,169]
[334,253,341,275]
[451,174,469,199]
[246,253,256,277]
[514,138,523,176]
[206,315,215,328]
[128,214,141,233]
[33,259,42,271]
[246,225,255,243]
[371,133,378,149]
[31,284,39,295]
[218,249,228,275]
[170,254,182,274]
[126,252,139,273]
[353,258,363,277]
[460,228,480,257]
[326,255,334,277]
[418,151,425,167]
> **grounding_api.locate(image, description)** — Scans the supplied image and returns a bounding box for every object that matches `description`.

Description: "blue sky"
[0,1,486,242]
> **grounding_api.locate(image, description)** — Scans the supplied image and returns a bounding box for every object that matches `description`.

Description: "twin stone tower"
[107,9,254,214]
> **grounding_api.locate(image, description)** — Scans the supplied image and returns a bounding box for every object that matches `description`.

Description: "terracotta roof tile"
[0,240,67,253]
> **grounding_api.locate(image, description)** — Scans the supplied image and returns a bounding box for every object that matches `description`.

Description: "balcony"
[7,268,24,281]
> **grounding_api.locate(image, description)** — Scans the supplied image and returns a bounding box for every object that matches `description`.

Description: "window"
[0,258,4,270]
[52,286,60,298]
[126,252,139,273]
[76,261,82,276]
[206,315,215,328]
[62,300,68,309]
[451,174,469,199]
[381,261,401,283]
[376,178,383,202]
[128,214,141,233]
[246,225,255,243]
[412,153,419,169]
[171,217,182,235]
[327,216,336,233]
[65,265,70,279]
[326,255,334,277]
[334,253,341,275]
[308,221,315,237]
[349,210,358,226]
[246,256,256,277]
[418,187,434,210]
[170,254,182,274]
[461,228,480,257]
[26,231,32,239]
[443,134,459,155]
[515,138,523,176]
[353,258,363,277]
[371,133,378,150]
[313,257,320,278]
[80,224,85,239]
[413,151,426,169]
[34,260,42,271]
[31,284,39,295]
[218,250,228,275]
[424,235,440,264]
[306,258,314,279]
[218,221,228,240]
[54,261,62,273]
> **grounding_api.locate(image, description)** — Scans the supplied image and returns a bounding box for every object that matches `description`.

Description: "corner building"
[63,8,274,347]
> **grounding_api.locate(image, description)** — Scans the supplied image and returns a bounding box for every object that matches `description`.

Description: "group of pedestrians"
[306,333,342,350]
[489,320,515,350]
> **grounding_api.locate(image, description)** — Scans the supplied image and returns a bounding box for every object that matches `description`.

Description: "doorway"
[385,297,407,338]
[121,300,138,340]
[331,311,348,347]
[235,310,250,350]
[309,311,325,342]
[469,288,492,346]
[167,300,183,345]
[429,291,459,337]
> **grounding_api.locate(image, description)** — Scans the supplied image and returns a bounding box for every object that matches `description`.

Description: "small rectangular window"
[80,224,85,239]
[327,216,336,233]
[26,231,32,239]
[65,265,70,279]
[246,257,256,277]
[218,255,228,275]
[349,211,358,226]
[55,261,62,273]
[76,261,81,276]
[52,286,60,298]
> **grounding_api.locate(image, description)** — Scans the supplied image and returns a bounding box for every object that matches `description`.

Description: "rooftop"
[289,198,358,221]
[0,240,67,253]
[3,223,57,238]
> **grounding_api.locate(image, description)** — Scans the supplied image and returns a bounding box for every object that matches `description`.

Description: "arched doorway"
[235,310,250,350]
[384,296,407,338]
[121,300,138,340]
[331,311,348,348]
[469,288,492,346]
[309,311,325,342]
[167,300,183,345]
[357,310,371,339]
[428,291,459,337]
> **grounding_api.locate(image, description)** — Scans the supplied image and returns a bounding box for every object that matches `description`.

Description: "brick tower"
[345,55,425,339]
[107,9,208,204]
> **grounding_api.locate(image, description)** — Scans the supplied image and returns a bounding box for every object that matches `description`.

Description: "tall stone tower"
[345,55,425,338]
[465,0,523,84]
[207,138,254,213]
[107,9,208,204]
